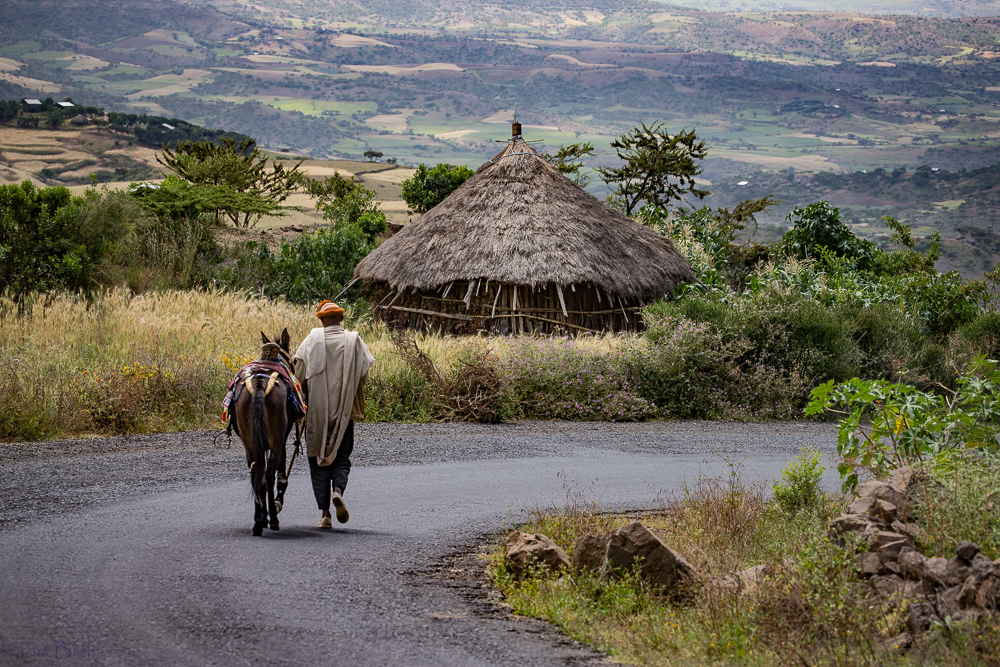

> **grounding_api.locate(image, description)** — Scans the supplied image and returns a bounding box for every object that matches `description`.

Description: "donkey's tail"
[250,376,269,478]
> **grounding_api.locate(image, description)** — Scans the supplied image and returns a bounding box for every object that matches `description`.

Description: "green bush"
[772,447,825,513]
[638,307,808,420]
[400,163,474,215]
[193,225,373,304]
[806,356,1000,491]
[781,201,875,268]
[497,337,656,421]
[651,291,860,385]
[958,310,1000,360]
[308,173,387,243]
[365,361,433,422]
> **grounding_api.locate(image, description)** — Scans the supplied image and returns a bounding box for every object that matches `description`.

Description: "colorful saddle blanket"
[222,358,307,429]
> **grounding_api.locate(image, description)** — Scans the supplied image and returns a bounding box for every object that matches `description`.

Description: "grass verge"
[487,459,1000,666]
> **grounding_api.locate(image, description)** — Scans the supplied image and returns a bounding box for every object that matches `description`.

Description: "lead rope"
[286,421,302,480]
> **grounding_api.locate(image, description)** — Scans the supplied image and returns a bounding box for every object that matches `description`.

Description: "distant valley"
[4,0,1000,273]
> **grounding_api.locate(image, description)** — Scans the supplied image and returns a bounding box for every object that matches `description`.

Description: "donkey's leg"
[266,457,280,531]
[252,461,266,536]
[275,434,289,513]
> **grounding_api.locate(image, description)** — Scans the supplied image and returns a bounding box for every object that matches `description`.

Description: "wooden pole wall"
[368,281,645,335]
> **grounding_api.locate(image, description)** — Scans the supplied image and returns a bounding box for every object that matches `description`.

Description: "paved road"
[1,421,839,666]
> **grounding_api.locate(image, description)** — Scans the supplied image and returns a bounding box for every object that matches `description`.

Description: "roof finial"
[511,111,521,139]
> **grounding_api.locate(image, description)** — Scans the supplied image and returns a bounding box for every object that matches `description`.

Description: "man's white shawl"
[293,326,374,466]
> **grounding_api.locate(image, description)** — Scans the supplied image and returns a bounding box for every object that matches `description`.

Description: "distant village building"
[161,123,176,130]
[70,114,88,126]
[57,102,75,109]
[20,99,43,113]
[354,122,694,334]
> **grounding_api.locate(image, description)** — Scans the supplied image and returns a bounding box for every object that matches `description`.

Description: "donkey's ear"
[261,331,270,344]
[280,328,290,350]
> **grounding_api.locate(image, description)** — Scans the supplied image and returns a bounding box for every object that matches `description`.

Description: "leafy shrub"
[806,356,1000,491]
[648,291,859,385]
[0,181,95,299]
[958,310,1000,360]
[781,200,875,267]
[638,308,809,419]
[193,225,372,303]
[308,173,387,242]
[497,336,654,421]
[364,356,433,423]
[400,163,474,215]
[772,447,824,513]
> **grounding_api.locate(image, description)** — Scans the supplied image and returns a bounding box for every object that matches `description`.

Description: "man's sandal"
[332,491,350,524]
[318,515,332,529]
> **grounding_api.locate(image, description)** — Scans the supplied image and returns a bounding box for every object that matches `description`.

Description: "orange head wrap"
[316,300,345,319]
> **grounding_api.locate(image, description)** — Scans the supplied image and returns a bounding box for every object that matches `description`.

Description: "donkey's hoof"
[269,521,280,531]
[252,524,264,536]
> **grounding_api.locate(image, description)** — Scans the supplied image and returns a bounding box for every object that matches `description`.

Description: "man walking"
[293,300,374,528]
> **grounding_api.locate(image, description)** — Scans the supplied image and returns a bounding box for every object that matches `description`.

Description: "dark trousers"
[308,420,354,511]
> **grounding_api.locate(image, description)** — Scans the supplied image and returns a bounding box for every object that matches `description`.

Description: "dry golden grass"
[0,288,509,438]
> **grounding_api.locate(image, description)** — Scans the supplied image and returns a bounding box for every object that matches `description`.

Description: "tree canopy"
[543,142,599,187]
[156,138,306,228]
[306,173,387,243]
[400,163,474,215]
[598,123,709,216]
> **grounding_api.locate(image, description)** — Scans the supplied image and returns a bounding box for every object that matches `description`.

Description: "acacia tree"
[543,142,599,187]
[597,123,709,216]
[157,137,307,228]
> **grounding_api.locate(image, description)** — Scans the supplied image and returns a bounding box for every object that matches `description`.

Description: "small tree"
[598,122,709,216]
[45,109,63,129]
[307,173,387,243]
[400,163,474,215]
[157,137,306,228]
[780,200,875,267]
[363,150,384,163]
[543,142,599,187]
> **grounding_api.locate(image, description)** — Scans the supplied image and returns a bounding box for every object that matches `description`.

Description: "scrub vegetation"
[489,450,1000,666]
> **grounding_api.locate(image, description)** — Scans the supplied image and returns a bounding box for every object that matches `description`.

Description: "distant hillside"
[659,0,1000,19]
[0,0,247,45]
[705,161,1000,276]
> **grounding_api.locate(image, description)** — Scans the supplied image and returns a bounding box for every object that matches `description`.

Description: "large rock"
[855,481,907,519]
[976,574,1000,611]
[898,549,926,580]
[604,521,696,594]
[572,533,611,574]
[868,530,911,554]
[924,557,971,588]
[955,540,980,563]
[907,601,940,634]
[870,573,904,598]
[890,520,928,547]
[849,496,897,523]
[504,531,570,578]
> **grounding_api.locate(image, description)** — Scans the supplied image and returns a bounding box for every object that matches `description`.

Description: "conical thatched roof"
[355,138,693,300]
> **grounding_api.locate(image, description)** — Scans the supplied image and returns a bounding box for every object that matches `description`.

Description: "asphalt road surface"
[1,421,839,666]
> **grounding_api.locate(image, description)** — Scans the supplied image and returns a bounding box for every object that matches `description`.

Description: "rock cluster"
[505,521,696,596]
[827,467,1000,637]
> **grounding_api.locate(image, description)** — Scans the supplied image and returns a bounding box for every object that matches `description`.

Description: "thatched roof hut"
[354,125,694,334]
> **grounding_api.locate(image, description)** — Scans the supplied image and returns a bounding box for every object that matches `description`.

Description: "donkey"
[234,329,298,536]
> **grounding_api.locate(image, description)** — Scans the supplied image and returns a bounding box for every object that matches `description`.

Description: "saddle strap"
[244,372,280,397]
